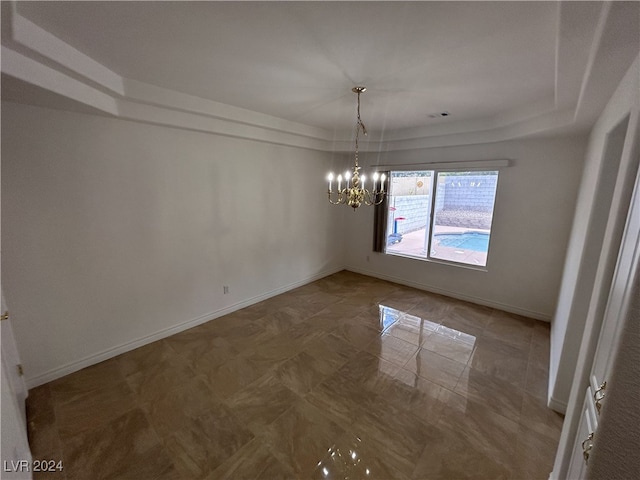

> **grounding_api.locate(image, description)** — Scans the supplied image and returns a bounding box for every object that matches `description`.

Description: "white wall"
[1,102,345,387]
[344,136,586,320]
[550,56,640,412]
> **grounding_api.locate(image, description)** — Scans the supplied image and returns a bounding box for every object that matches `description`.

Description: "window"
[381,170,499,267]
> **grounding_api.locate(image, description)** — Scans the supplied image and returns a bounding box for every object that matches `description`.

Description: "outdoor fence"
[389,173,498,234]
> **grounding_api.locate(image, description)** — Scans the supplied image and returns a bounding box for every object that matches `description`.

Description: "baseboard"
[26,263,551,388]
[547,395,569,415]
[345,265,552,321]
[25,266,344,389]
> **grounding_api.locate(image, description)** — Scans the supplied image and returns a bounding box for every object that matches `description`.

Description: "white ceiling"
[2,1,639,149]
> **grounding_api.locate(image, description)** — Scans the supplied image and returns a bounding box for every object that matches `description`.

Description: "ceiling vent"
[428,112,451,118]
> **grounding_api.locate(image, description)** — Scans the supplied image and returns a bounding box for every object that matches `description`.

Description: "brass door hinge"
[17,364,24,376]
[0,311,9,321]
[594,381,607,414]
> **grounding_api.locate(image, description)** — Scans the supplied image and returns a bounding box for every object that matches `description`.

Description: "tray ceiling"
[2,1,639,151]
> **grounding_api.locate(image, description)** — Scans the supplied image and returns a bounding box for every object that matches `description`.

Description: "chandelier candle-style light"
[327,87,386,210]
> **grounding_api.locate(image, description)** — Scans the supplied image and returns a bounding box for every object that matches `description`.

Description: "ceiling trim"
[1,2,637,153]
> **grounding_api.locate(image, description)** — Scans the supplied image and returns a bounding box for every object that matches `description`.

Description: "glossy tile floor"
[27,271,563,479]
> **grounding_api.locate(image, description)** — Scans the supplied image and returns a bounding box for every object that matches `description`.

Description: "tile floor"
[26,271,563,479]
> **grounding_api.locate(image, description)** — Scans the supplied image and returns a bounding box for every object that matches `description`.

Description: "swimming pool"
[433,232,489,252]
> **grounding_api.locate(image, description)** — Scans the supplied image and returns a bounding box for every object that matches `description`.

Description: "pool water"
[434,232,489,252]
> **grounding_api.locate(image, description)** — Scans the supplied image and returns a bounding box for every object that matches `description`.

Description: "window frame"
[378,166,502,270]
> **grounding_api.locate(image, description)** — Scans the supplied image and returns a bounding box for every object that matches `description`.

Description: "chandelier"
[327,87,386,210]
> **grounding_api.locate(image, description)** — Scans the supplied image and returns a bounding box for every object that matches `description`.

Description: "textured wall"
[345,135,586,320]
[1,102,345,386]
[386,173,498,235]
[438,174,498,211]
[588,259,640,480]
[387,195,430,234]
[550,55,640,412]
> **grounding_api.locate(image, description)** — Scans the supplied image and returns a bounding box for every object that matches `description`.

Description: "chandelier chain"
[326,86,385,210]
[354,88,367,167]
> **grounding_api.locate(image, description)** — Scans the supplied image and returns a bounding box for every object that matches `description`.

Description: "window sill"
[385,251,489,272]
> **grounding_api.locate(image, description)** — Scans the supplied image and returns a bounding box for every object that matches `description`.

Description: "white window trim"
[374,159,510,171]
[381,166,502,269]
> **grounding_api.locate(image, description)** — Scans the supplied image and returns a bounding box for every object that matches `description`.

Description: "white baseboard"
[26,264,552,388]
[547,395,569,414]
[345,265,552,321]
[25,266,343,389]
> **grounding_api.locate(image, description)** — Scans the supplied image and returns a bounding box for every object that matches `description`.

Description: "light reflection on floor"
[318,438,373,478]
[378,304,476,387]
[315,304,479,477]
[26,272,560,479]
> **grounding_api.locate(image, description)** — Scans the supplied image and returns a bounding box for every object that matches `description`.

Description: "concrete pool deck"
[386,226,489,266]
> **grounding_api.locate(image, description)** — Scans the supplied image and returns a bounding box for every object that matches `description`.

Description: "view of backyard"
[386,225,490,266]
[385,171,498,267]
